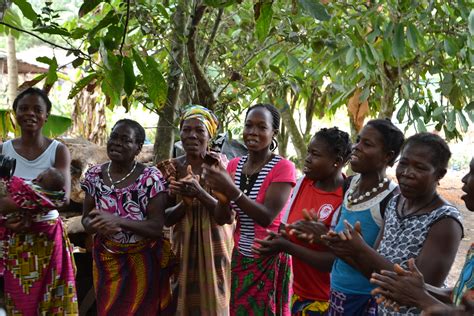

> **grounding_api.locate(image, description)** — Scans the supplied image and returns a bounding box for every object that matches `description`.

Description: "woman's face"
[14,94,49,133]
[180,118,210,157]
[461,158,474,212]
[396,143,439,200]
[303,136,338,181]
[107,124,141,163]
[350,125,390,174]
[243,107,275,152]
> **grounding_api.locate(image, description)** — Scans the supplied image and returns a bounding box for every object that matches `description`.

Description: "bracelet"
[231,191,243,202]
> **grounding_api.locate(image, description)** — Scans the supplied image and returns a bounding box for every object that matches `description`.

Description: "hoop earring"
[270,138,278,152]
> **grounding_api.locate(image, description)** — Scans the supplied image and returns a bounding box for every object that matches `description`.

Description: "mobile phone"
[203,153,218,166]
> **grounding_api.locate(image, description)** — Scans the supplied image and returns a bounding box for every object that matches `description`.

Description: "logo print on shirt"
[318,204,334,221]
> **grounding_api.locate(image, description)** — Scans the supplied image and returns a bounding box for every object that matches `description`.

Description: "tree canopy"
[0,0,473,162]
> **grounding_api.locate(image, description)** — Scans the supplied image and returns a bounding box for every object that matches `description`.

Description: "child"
[254,127,352,315]
[0,167,66,216]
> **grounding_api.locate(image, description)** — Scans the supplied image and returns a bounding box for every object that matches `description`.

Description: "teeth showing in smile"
[247,140,257,145]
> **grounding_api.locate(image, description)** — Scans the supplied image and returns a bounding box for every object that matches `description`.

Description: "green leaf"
[406,23,419,50]
[447,110,456,132]
[346,47,356,65]
[392,23,405,59]
[42,114,72,137]
[70,28,89,39]
[12,0,37,22]
[456,110,469,132]
[68,73,98,99]
[88,11,118,39]
[298,0,331,21]
[79,0,104,18]
[72,57,84,68]
[45,57,58,85]
[132,50,167,109]
[415,118,427,132]
[34,26,70,36]
[122,56,136,96]
[36,56,55,65]
[397,101,408,123]
[444,38,459,57]
[469,9,474,36]
[204,0,237,8]
[269,65,281,76]
[255,2,273,42]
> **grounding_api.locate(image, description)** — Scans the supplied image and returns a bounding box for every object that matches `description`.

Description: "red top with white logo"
[286,177,343,301]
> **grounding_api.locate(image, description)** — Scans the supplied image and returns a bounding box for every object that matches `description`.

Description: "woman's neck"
[403,190,440,212]
[247,148,272,165]
[20,131,45,147]
[358,170,387,192]
[110,159,136,173]
[185,152,205,169]
[314,171,344,192]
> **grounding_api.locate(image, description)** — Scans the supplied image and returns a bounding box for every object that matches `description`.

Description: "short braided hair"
[314,127,352,163]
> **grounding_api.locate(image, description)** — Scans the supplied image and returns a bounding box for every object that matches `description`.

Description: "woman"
[370,158,474,315]
[254,127,352,315]
[203,103,296,316]
[81,119,173,315]
[0,87,78,314]
[322,119,404,315]
[157,105,234,316]
[327,133,463,315]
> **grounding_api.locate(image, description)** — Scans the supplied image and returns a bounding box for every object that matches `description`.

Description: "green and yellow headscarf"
[180,105,219,138]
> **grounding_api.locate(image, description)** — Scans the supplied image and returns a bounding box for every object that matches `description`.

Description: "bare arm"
[54,142,71,205]
[282,241,335,271]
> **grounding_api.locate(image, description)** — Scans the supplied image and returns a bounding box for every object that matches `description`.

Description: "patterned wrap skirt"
[230,248,292,316]
[3,218,78,315]
[92,235,176,316]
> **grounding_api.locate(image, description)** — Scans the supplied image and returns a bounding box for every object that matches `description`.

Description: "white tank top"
[2,139,60,220]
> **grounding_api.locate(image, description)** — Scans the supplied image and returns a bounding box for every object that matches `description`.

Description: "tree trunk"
[6,34,18,105]
[154,0,187,163]
[378,84,396,120]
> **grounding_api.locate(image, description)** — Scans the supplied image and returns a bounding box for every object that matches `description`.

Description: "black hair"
[366,119,405,166]
[41,167,65,191]
[13,87,52,114]
[402,132,451,171]
[245,103,280,131]
[112,119,146,146]
[314,127,352,163]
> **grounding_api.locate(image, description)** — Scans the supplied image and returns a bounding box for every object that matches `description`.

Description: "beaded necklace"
[347,177,389,205]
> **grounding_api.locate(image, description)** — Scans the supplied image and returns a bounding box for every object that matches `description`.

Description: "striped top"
[228,155,296,257]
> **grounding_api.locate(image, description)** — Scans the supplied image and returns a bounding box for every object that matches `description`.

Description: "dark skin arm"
[254,230,335,271]
[89,192,166,239]
[326,217,462,286]
[54,143,72,206]
[203,163,293,227]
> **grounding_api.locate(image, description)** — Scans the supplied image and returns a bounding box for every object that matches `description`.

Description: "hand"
[287,210,329,244]
[321,220,366,259]
[88,209,122,237]
[370,258,427,309]
[170,165,203,205]
[202,162,237,199]
[253,230,288,256]
[5,212,32,233]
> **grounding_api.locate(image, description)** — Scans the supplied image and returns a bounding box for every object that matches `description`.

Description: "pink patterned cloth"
[3,218,78,315]
[80,164,167,244]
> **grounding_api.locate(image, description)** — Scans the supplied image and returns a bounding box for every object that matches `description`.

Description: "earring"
[333,163,338,167]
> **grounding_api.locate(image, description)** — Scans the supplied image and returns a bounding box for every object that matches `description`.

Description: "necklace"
[400,193,439,217]
[347,177,389,205]
[242,155,272,193]
[107,160,138,189]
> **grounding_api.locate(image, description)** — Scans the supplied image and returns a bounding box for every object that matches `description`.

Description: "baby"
[0,167,66,217]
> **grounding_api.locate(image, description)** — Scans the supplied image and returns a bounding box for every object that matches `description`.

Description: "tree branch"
[119,0,131,56]
[0,21,86,58]
[200,8,223,65]
[187,4,216,108]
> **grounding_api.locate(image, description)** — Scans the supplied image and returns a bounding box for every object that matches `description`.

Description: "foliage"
[0,0,473,160]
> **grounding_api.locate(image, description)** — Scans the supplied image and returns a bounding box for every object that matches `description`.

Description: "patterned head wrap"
[180,105,219,138]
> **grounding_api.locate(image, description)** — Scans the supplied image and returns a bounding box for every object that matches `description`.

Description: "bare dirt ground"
[438,170,473,286]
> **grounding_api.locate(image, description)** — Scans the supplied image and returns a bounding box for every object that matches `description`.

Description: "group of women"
[0,88,472,316]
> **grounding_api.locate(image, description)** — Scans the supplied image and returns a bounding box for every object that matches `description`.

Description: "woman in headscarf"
[157,105,234,316]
